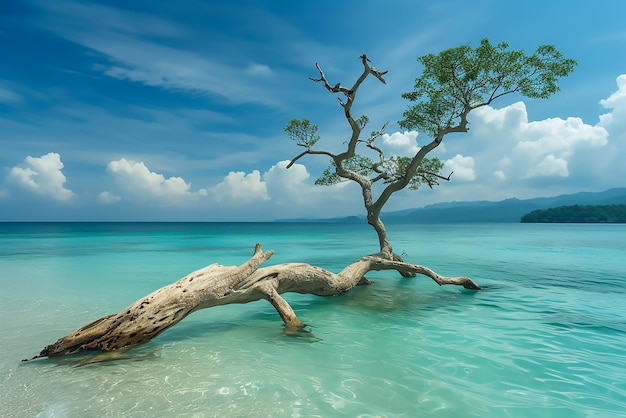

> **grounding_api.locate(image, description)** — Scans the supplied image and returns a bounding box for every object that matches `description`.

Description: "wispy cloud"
[29,0,291,107]
[0,86,23,104]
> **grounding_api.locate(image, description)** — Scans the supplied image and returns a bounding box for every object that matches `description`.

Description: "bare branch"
[287,149,336,169]
[310,63,351,95]
[359,256,482,289]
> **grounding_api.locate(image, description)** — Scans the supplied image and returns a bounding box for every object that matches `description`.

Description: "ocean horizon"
[1,222,625,417]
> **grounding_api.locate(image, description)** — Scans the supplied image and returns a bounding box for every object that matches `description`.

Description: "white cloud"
[382,131,419,155]
[263,160,314,205]
[106,158,207,202]
[33,1,283,107]
[514,116,607,159]
[7,153,74,201]
[213,170,269,202]
[93,50,280,106]
[599,74,626,109]
[245,63,272,77]
[263,161,362,217]
[98,191,121,204]
[211,161,314,206]
[470,101,608,180]
[444,154,475,181]
[525,155,569,178]
[472,101,528,128]
[598,74,626,141]
[264,160,309,187]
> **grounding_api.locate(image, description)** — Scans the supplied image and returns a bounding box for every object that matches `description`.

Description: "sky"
[1,0,626,221]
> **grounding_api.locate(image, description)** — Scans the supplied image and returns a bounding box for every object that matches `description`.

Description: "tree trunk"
[366,207,408,266]
[26,244,480,360]
[367,213,393,258]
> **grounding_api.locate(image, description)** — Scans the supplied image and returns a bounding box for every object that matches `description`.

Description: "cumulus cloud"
[526,155,569,178]
[106,158,207,202]
[599,74,626,109]
[208,160,359,219]
[382,131,420,155]
[264,160,309,187]
[211,161,316,205]
[98,191,121,204]
[213,170,269,202]
[263,160,316,204]
[598,74,626,141]
[470,101,608,180]
[7,153,74,201]
[100,158,345,215]
[444,155,476,181]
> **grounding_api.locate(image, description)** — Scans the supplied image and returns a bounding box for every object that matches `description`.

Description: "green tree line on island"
[521,204,626,223]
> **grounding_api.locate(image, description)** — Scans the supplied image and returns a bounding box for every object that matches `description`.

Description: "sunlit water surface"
[1,222,625,417]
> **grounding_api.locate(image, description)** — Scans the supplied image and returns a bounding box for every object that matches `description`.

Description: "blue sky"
[1,0,626,221]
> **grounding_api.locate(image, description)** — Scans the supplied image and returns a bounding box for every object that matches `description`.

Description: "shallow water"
[1,222,625,417]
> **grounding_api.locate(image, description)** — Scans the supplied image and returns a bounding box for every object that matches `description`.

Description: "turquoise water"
[1,222,625,417]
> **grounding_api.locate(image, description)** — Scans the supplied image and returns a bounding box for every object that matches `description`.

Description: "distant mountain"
[384,187,626,223]
[275,187,626,223]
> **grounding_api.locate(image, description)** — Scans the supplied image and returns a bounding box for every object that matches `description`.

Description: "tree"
[26,39,575,361]
[286,40,576,261]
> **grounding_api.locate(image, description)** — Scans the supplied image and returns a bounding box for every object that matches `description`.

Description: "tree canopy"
[400,39,577,136]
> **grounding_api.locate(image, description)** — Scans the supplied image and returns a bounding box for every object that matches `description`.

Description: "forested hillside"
[521,204,626,223]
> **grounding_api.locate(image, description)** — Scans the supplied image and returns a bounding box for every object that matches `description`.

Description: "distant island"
[521,204,626,223]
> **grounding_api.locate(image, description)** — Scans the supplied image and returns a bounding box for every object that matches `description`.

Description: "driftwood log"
[28,244,480,360]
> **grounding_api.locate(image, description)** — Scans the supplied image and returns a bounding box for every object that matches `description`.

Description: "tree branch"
[360,256,482,289]
[287,149,335,169]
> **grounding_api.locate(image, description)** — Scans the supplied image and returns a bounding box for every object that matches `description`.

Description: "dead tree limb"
[27,244,479,360]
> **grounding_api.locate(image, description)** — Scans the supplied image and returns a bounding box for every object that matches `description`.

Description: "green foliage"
[521,205,626,223]
[284,118,320,148]
[315,155,375,185]
[400,39,577,135]
[381,156,444,189]
[315,155,444,190]
[414,157,445,189]
[356,115,370,130]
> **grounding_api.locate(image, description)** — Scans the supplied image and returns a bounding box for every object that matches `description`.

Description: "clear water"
[1,222,625,417]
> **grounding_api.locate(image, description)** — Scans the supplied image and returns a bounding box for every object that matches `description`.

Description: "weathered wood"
[30,244,273,358]
[27,244,480,360]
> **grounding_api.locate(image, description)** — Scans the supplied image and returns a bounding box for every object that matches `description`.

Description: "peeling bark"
[27,244,480,361]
